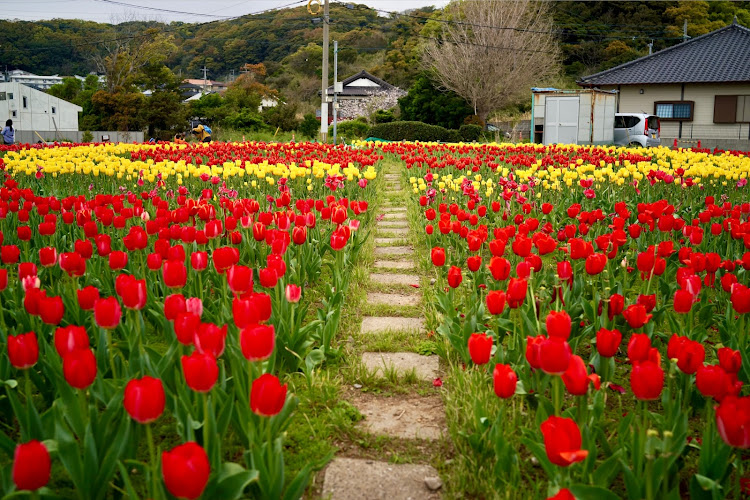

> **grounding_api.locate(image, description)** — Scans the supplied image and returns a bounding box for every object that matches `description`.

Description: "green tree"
[136,64,187,139]
[92,91,145,131]
[299,114,319,139]
[48,77,83,101]
[263,101,300,132]
[398,73,473,129]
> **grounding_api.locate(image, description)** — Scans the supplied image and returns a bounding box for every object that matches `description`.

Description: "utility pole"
[333,40,339,145]
[683,19,688,42]
[201,66,209,91]
[320,0,329,142]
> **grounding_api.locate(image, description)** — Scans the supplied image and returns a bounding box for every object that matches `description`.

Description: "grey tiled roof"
[578,21,750,86]
[325,70,399,96]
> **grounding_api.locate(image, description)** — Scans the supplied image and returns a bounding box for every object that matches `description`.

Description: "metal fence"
[671,123,750,140]
[13,130,145,144]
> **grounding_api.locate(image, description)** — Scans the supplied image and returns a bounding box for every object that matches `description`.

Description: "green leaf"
[3,379,18,389]
[592,450,621,488]
[694,474,720,491]
[569,484,622,500]
[203,462,259,500]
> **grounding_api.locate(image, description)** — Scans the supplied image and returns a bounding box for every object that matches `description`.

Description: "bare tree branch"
[422,0,560,121]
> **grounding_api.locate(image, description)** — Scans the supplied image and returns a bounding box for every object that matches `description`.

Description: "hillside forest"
[1,1,749,138]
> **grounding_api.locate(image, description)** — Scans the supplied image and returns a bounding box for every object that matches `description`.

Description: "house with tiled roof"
[319,70,405,122]
[578,19,750,147]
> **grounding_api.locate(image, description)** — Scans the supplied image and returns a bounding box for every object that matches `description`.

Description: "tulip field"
[0,139,749,499]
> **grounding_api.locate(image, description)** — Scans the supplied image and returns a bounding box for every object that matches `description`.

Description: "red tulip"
[163,260,187,289]
[62,348,97,389]
[730,283,750,314]
[77,286,100,311]
[630,360,664,400]
[227,265,253,295]
[547,489,575,500]
[675,339,705,375]
[607,294,624,320]
[539,338,572,375]
[622,304,652,329]
[7,332,38,369]
[467,333,493,365]
[696,364,731,401]
[164,293,187,321]
[124,376,165,424]
[285,284,302,303]
[507,278,527,308]
[546,310,571,340]
[540,415,589,466]
[591,328,620,360]
[39,247,58,268]
[562,355,590,395]
[146,253,163,271]
[121,277,147,310]
[194,322,226,357]
[715,395,750,449]
[673,289,696,314]
[54,326,89,358]
[486,290,506,315]
[59,252,85,277]
[584,253,606,275]
[12,440,50,491]
[94,297,121,329]
[108,250,128,270]
[250,373,287,417]
[162,442,210,500]
[492,363,517,398]
[182,351,218,393]
[488,256,511,281]
[0,268,7,291]
[447,265,462,288]
[1,245,20,264]
[258,267,278,288]
[240,324,275,361]
[174,312,201,346]
[190,251,208,271]
[39,295,64,325]
[627,333,651,363]
[526,335,545,369]
[718,347,741,374]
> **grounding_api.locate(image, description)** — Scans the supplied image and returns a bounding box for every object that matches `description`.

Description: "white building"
[0,83,82,131]
[7,70,63,91]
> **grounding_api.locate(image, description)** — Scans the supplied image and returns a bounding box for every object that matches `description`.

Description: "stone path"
[321,167,446,498]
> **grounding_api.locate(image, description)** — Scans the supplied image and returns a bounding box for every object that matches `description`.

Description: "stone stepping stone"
[374,237,405,246]
[367,292,420,307]
[384,206,407,211]
[378,219,408,227]
[361,316,424,334]
[353,393,446,440]
[370,273,419,286]
[381,212,407,220]
[322,457,441,500]
[373,259,414,270]
[377,227,409,236]
[361,352,438,381]
[374,246,412,256]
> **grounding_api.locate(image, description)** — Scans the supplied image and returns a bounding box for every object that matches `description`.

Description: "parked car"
[613,113,661,147]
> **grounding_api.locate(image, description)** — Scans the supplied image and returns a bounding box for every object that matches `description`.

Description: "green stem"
[105,328,117,379]
[203,392,210,460]
[146,424,159,500]
[552,375,563,416]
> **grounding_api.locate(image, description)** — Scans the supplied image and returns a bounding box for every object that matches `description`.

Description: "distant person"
[191,123,212,143]
[2,119,14,145]
[173,132,187,144]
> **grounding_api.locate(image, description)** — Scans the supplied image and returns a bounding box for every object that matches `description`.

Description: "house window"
[714,95,750,123]
[8,93,13,100]
[0,92,5,101]
[51,106,56,114]
[654,101,694,121]
[11,111,16,118]
[22,96,27,108]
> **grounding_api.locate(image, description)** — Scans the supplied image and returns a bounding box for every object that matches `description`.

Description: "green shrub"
[328,119,370,140]
[366,121,461,142]
[372,109,396,124]
[464,115,486,128]
[299,114,319,139]
[81,131,94,143]
[459,124,483,142]
[223,109,268,131]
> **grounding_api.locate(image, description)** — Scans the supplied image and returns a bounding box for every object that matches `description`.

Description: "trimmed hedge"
[367,121,461,142]
[328,119,370,139]
[459,124,483,142]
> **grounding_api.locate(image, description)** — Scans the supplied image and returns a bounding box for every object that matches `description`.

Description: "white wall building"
[0,83,82,131]
[7,70,63,91]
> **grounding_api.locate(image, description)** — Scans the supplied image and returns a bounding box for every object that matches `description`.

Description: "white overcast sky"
[1,0,449,23]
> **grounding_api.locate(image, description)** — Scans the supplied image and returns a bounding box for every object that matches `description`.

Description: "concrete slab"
[367,292,420,307]
[361,352,438,381]
[361,316,424,334]
[353,393,446,440]
[370,273,420,286]
[322,458,441,500]
[374,246,413,256]
[373,260,415,270]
